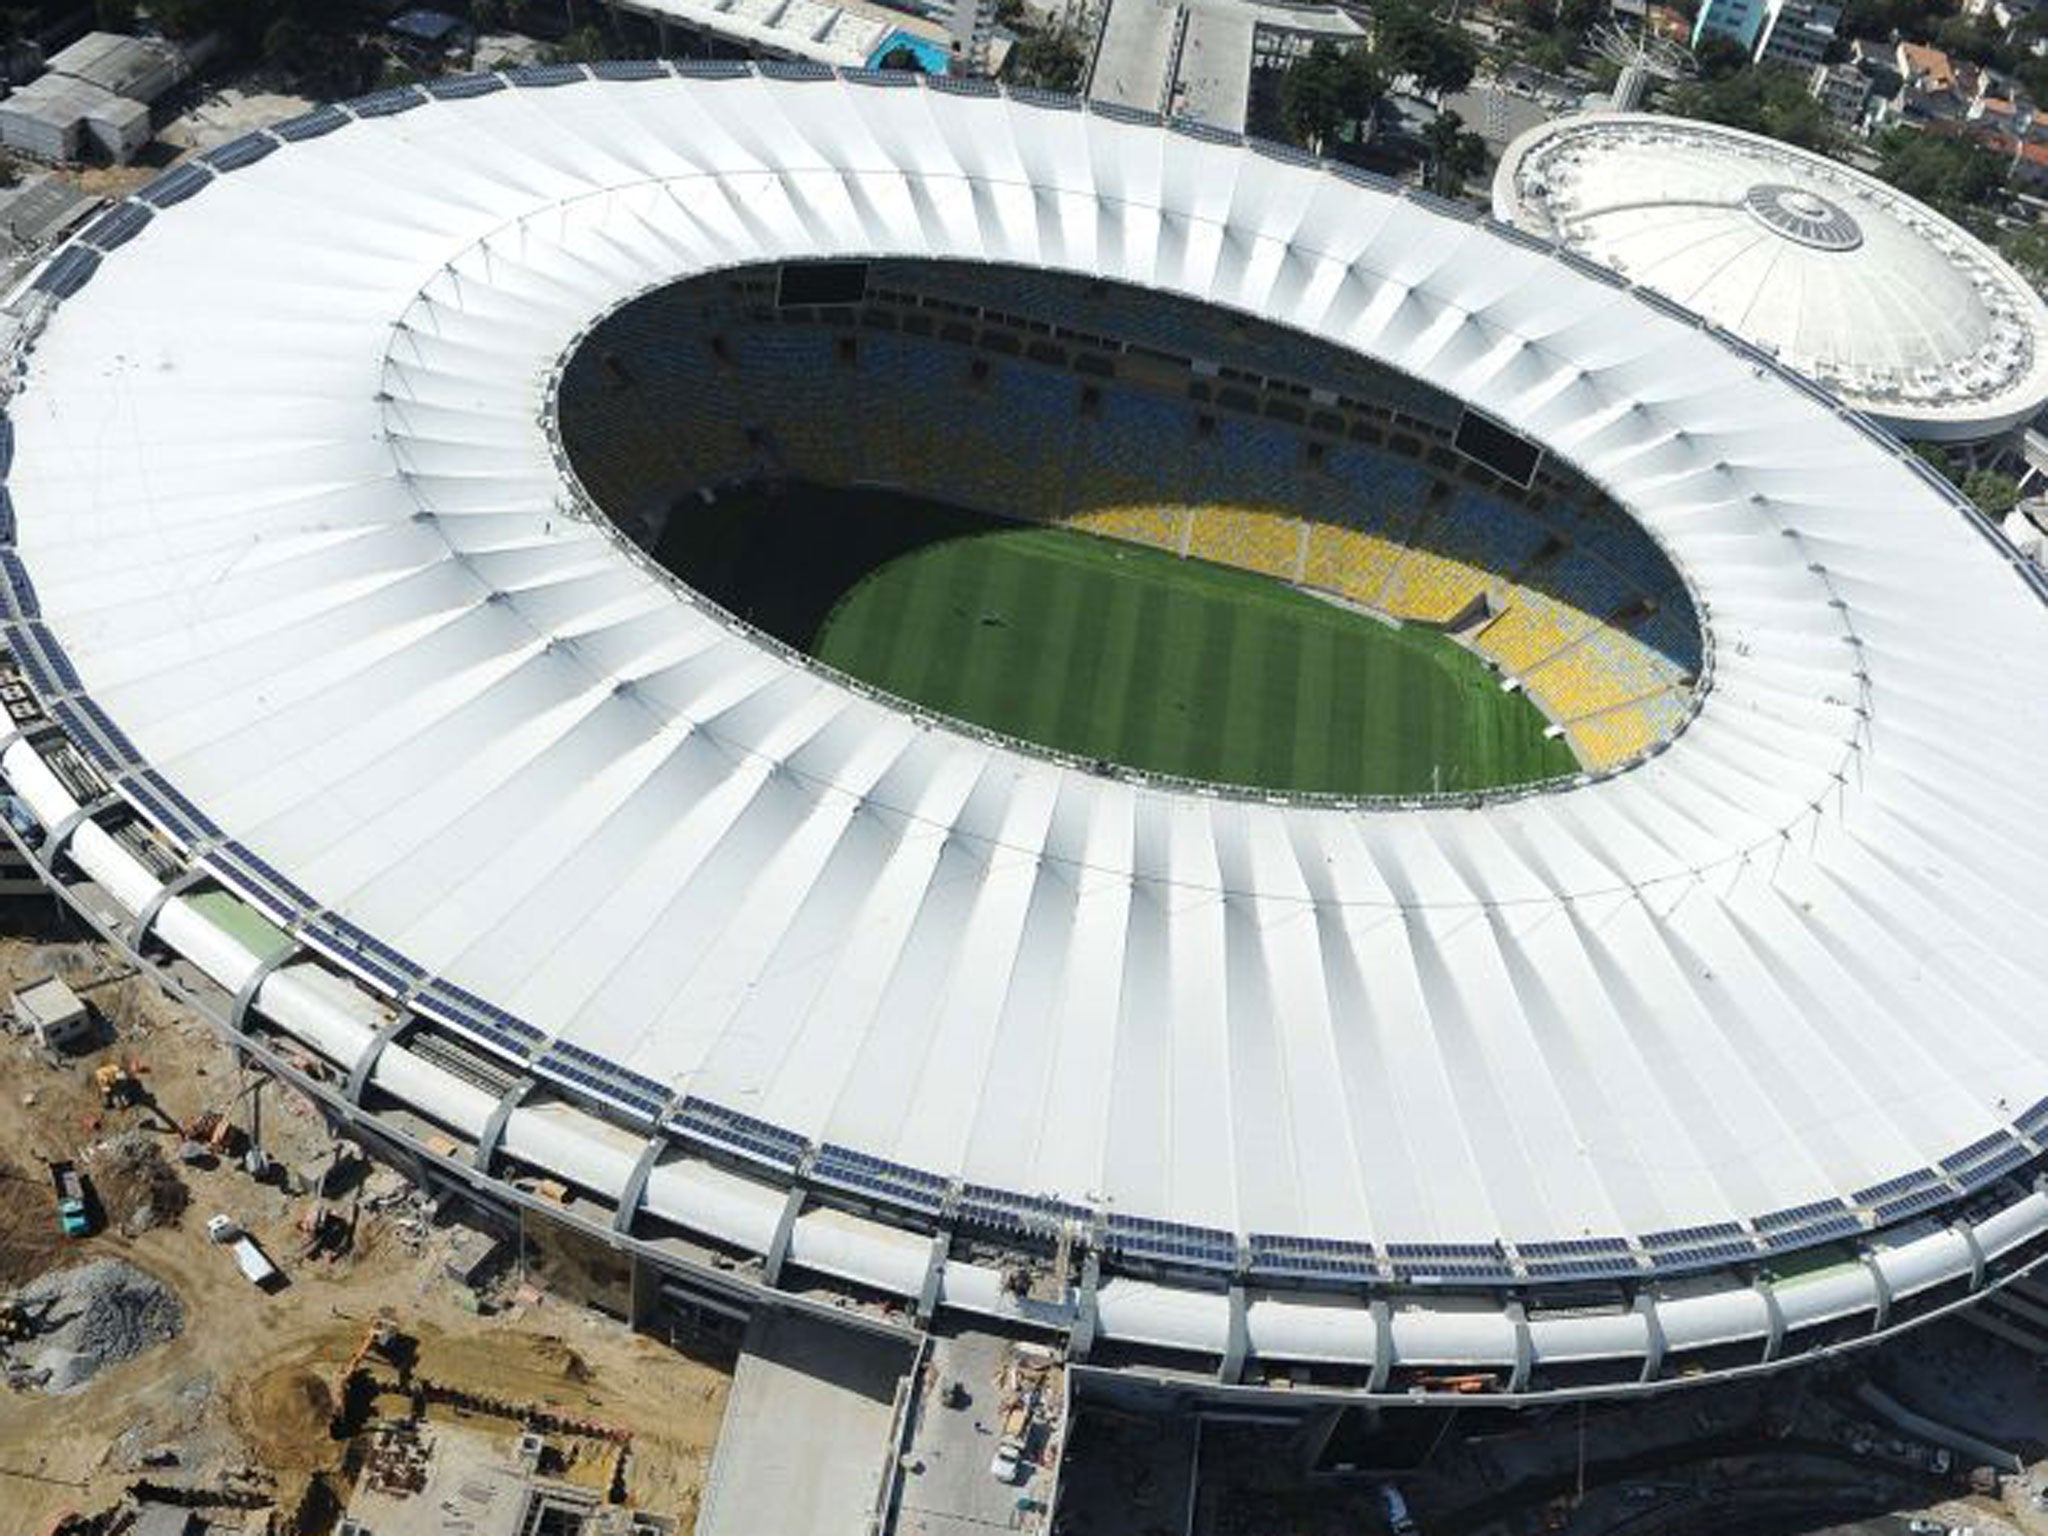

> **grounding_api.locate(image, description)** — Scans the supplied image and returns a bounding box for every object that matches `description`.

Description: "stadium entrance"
[554,259,1702,796]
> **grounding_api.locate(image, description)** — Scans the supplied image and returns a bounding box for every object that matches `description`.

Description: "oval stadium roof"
[6,71,2048,1279]
[1492,113,2048,442]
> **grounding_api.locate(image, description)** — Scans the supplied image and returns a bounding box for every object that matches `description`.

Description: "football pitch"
[654,482,1575,797]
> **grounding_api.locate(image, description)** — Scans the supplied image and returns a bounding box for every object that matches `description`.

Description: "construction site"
[0,914,734,1536]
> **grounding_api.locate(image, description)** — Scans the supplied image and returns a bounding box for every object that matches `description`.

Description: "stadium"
[1492,113,2048,445]
[0,64,2045,1406]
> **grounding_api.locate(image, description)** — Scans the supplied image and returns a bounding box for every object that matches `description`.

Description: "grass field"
[654,481,1575,796]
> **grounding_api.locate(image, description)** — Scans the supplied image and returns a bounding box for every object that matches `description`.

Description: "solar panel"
[1407,187,1481,222]
[925,72,999,97]
[957,1184,1089,1233]
[537,1047,665,1122]
[1003,86,1081,111]
[1387,1241,1514,1284]
[1871,1184,1955,1225]
[80,201,152,253]
[1755,1198,1850,1232]
[137,163,212,209]
[669,1097,807,1169]
[201,132,279,172]
[1645,1239,1757,1273]
[1854,1168,1940,1206]
[0,412,12,478]
[1643,1221,1746,1249]
[1088,100,1160,127]
[1170,118,1242,148]
[347,85,425,118]
[506,63,589,87]
[0,487,14,546]
[1942,1131,2015,1173]
[672,59,752,79]
[813,1144,948,1212]
[1247,1233,1381,1281]
[1631,286,1703,328]
[427,73,507,99]
[0,551,38,616]
[590,59,667,81]
[1951,1141,2034,1191]
[33,247,101,300]
[1247,136,1320,169]
[2017,1095,2048,1139]
[757,60,832,81]
[1758,1212,1863,1250]
[271,104,348,140]
[1108,1213,1237,1268]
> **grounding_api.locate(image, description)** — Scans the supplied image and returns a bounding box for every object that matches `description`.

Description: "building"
[0,30,193,164]
[1754,0,1839,69]
[1494,113,2048,442]
[1691,0,1766,51]
[4,68,2047,1409]
[14,977,90,1051]
[1811,59,1872,125]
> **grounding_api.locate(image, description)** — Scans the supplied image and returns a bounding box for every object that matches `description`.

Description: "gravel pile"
[9,1258,183,1393]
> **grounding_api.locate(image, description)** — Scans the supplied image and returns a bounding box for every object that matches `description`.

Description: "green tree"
[1963,468,2020,518]
[94,0,136,31]
[1280,40,1383,151]
[1374,0,1477,97]
[1875,127,2005,218]
[1423,108,1488,196]
[1009,24,1085,90]
[2001,224,2048,288]
[1668,65,1833,149]
[544,24,609,62]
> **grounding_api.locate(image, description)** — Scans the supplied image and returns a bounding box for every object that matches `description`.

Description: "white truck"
[205,1214,279,1288]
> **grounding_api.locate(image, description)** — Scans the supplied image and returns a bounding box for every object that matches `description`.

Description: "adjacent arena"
[1492,114,2048,444]
[1,65,2046,1401]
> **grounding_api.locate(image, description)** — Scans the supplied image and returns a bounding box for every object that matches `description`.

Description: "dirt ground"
[0,923,731,1536]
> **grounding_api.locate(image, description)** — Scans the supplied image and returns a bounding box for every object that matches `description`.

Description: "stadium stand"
[556,260,1706,771]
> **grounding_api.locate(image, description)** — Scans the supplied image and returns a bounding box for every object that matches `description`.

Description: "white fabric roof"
[8,71,2047,1255]
[1492,114,2048,442]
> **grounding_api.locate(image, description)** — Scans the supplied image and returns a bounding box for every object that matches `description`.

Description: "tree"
[1374,0,1477,97]
[1009,25,1085,90]
[1692,33,1751,81]
[878,43,927,72]
[1667,65,1833,149]
[1963,468,2020,518]
[94,0,135,30]
[544,24,609,63]
[1875,128,2005,218]
[2001,224,2048,289]
[1280,40,1382,152]
[1423,108,1488,196]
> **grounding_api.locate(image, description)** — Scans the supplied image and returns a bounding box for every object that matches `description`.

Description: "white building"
[1493,114,2048,442]
[4,67,2046,1398]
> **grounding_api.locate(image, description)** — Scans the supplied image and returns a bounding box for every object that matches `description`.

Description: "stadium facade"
[0,66,2045,1403]
[1492,114,2048,445]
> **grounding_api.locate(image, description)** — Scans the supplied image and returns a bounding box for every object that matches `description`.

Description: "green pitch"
[654,482,1573,797]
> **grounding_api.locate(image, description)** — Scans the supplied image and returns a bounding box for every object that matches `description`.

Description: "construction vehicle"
[49,1160,90,1237]
[93,1059,140,1108]
[206,1214,279,1288]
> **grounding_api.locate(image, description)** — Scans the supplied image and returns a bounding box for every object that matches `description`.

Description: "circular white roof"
[1492,114,2048,441]
[6,71,2047,1266]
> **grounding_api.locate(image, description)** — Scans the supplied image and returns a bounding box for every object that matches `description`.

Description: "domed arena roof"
[1,70,2045,1358]
[1492,114,2048,442]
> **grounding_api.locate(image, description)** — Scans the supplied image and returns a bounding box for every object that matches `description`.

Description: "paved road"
[697,1308,915,1536]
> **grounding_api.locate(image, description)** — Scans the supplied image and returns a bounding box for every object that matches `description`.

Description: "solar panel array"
[200,131,278,172]
[270,104,348,141]
[1755,1198,1863,1252]
[427,73,507,99]
[347,85,426,118]
[1107,1213,1238,1270]
[669,1096,809,1170]
[80,201,152,253]
[956,1183,1090,1237]
[1247,1233,1384,1282]
[1517,1236,1642,1282]
[414,976,545,1061]
[137,163,212,210]
[540,1040,667,1123]
[1642,1222,1758,1274]
[32,247,100,300]
[507,63,589,88]
[1386,1241,1515,1284]
[304,911,428,996]
[812,1144,948,1214]
[1943,1130,2035,1191]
